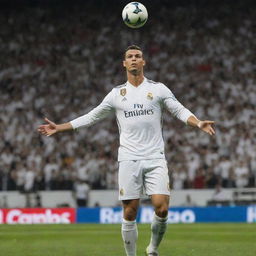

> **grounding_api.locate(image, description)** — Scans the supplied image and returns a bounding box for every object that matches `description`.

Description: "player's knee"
[123,207,137,221]
[155,206,168,218]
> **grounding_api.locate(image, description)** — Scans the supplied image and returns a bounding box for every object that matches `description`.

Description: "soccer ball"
[122,2,148,28]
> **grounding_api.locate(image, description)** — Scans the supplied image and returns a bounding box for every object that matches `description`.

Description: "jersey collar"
[126,77,147,88]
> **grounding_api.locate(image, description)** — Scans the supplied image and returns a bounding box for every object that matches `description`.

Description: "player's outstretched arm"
[187,115,215,136]
[37,118,73,137]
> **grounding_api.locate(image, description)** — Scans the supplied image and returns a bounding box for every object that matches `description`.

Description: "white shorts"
[118,159,171,200]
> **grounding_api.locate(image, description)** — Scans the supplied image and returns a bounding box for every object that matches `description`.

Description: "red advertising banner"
[0,208,76,224]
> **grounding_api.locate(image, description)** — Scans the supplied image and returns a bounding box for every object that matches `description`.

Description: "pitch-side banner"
[1,206,256,224]
[77,206,256,224]
[0,208,76,224]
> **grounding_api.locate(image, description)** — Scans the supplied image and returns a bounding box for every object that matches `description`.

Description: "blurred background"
[0,0,255,210]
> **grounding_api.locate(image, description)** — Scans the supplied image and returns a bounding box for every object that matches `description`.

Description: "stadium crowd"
[0,0,255,192]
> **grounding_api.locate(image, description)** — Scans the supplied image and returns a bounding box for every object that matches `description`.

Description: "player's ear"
[143,60,146,66]
[123,60,126,67]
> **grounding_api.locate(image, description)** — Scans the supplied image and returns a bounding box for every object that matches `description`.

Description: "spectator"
[73,179,90,207]
[172,166,187,190]
[233,160,250,188]
[24,167,35,193]
[193,169,206,189]
[215,156,232,188]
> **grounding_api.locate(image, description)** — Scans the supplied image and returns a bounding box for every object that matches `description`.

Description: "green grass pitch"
[0,223,256,256]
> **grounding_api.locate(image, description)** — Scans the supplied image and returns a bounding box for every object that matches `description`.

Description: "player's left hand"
[197,120,215,136]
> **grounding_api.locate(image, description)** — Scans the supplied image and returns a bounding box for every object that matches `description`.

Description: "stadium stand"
[0,0,255,193]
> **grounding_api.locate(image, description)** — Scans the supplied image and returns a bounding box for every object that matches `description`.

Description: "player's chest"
[115,87,160,111]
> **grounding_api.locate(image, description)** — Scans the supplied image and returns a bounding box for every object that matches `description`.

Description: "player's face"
[123,49,145,75]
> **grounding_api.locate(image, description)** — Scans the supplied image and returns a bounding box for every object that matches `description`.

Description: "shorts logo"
[147,92,153,100]
[120,188,124,196]
[120,88,127,96]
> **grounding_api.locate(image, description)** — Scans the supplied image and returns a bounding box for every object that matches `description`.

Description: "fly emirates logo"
[124,104,154,118]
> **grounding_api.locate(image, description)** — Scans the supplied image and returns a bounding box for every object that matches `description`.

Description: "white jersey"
[70,78,194,161]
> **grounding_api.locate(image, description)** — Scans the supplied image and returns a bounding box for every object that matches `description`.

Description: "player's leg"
[122,199,140,256]
[143,159,170,255]
[119,160,143,256]
[146,195,169,255]
[123,199,140,221]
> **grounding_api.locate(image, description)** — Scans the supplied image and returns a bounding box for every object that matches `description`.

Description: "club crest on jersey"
[120,88,126,96]
[147,92,153,100]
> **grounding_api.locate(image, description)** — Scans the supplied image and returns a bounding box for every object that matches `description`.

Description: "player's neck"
[127,73,144,87]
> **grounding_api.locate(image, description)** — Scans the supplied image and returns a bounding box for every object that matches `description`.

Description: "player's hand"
[197,120,215,136]
[37,118,58,137]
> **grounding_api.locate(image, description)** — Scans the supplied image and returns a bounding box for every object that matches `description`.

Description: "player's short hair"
[124,45,143,59]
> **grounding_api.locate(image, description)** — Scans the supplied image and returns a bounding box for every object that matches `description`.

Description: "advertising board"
[77,206,256,224]
[0,208,76,224]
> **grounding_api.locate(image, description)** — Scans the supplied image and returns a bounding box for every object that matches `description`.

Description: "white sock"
[121,219,138,256]
[148,213,168,252]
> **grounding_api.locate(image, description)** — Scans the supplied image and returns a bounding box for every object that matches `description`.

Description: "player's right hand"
[37,118,58,136]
